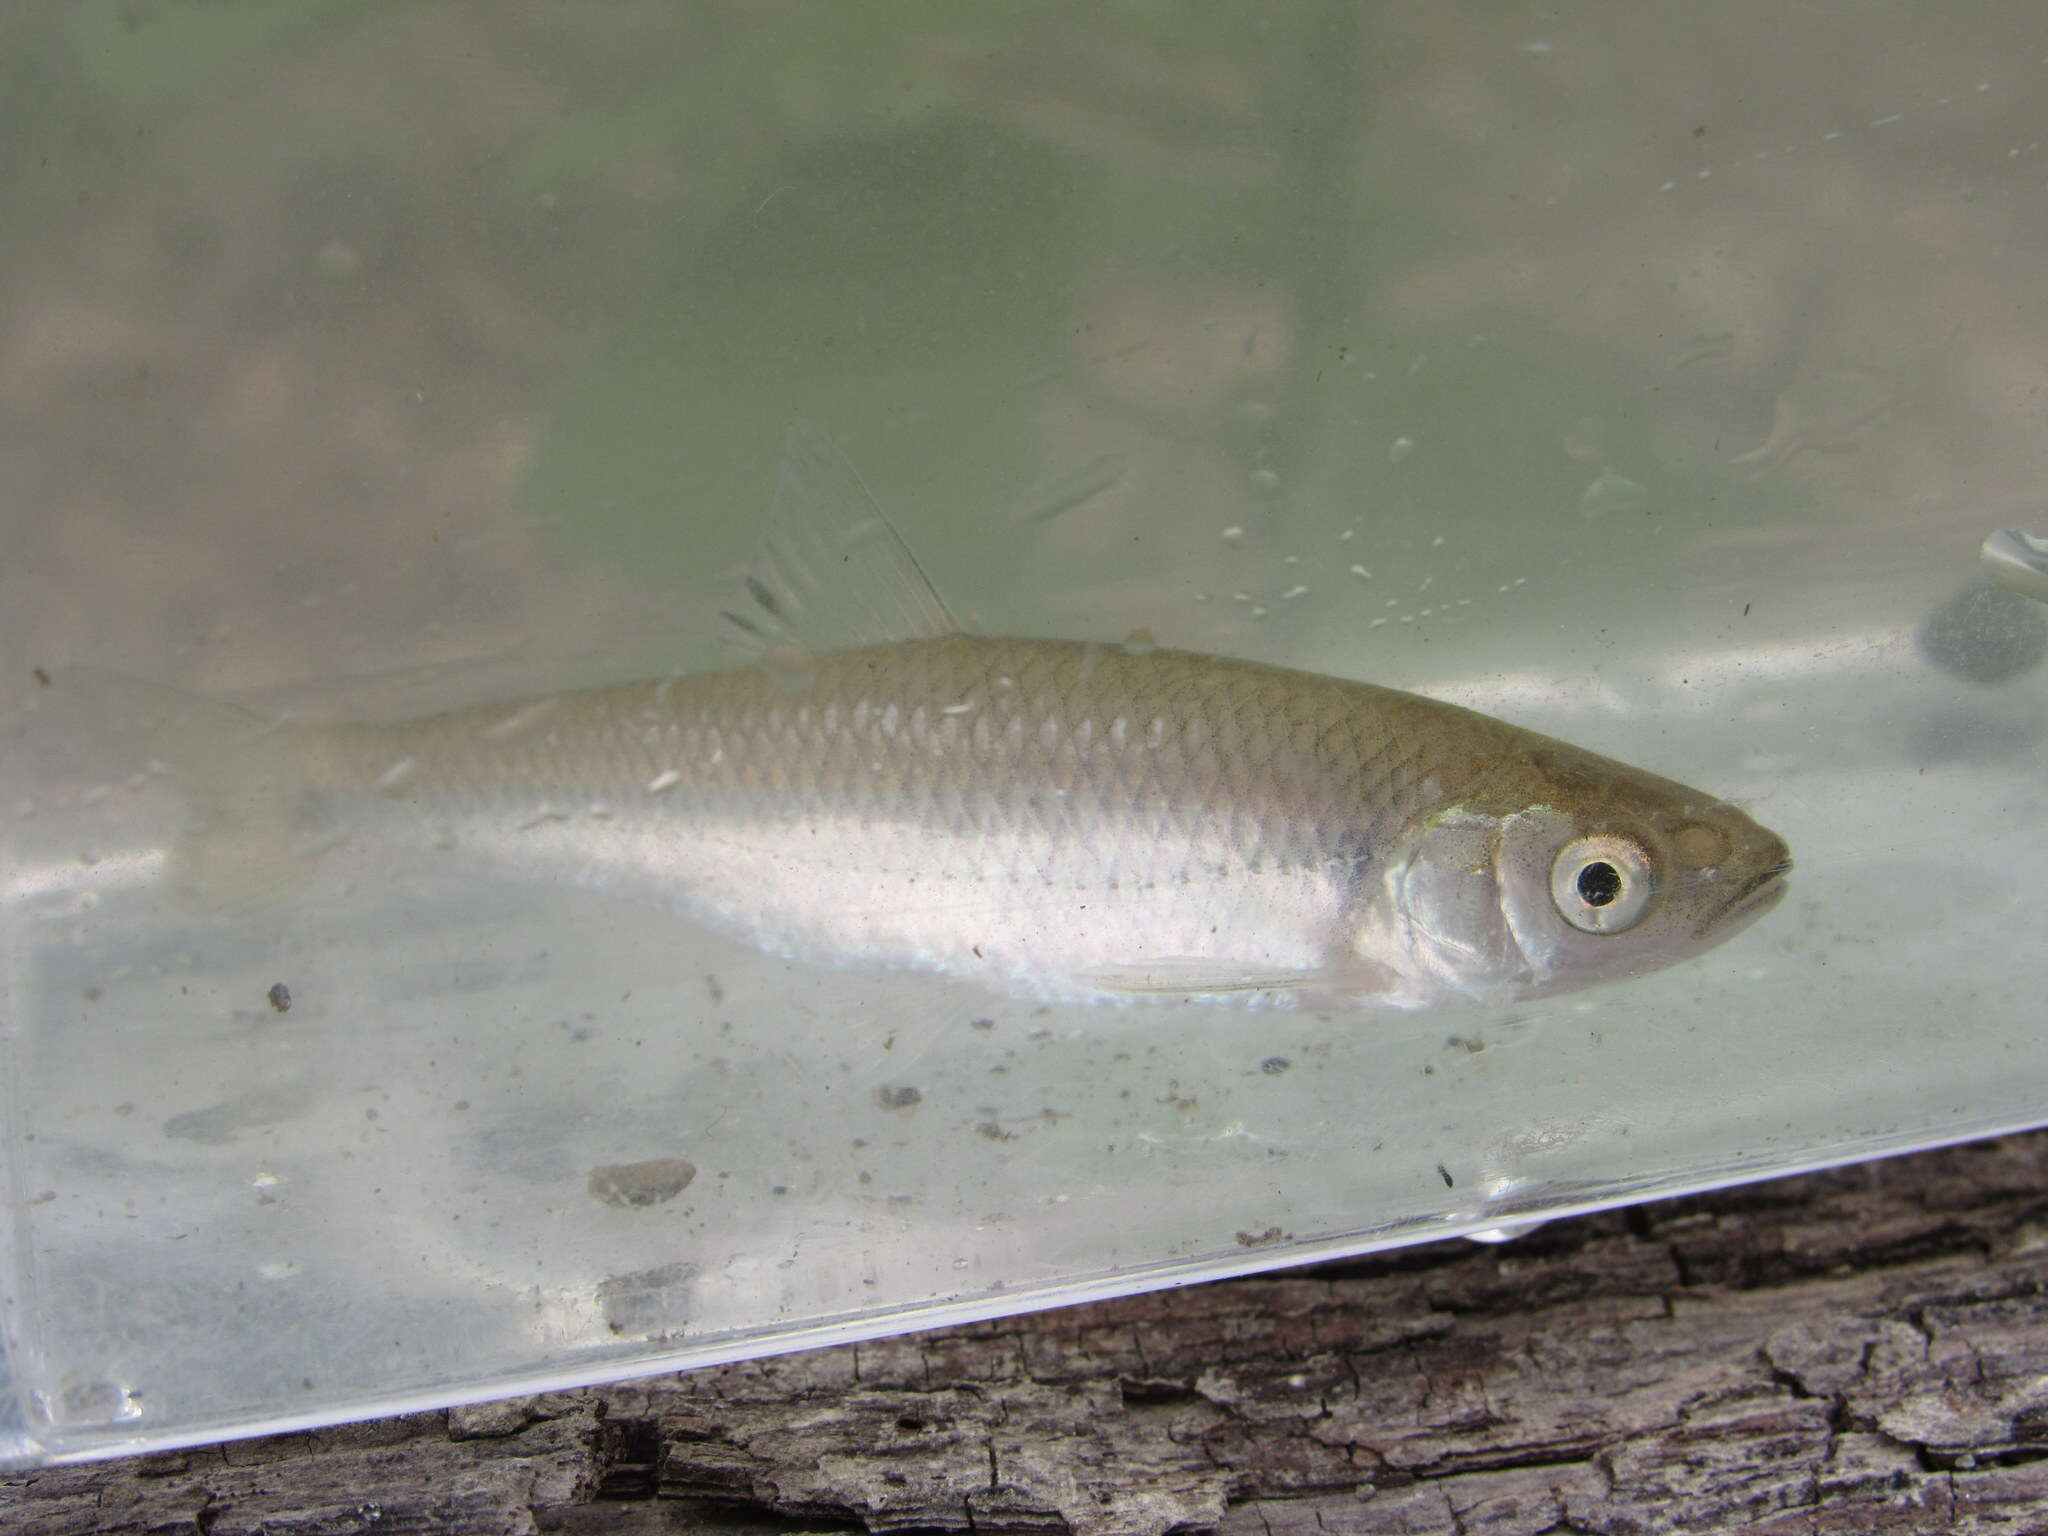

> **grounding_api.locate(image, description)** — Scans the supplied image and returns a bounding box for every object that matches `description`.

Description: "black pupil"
[1577,861,1623,907]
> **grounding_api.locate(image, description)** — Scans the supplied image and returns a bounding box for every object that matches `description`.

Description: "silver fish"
[60,431,1790,1012]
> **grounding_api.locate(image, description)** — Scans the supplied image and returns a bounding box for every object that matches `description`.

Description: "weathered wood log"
[5,1133,2046,1535]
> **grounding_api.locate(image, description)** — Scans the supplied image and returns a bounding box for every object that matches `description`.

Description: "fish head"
[1377,746,1791,1006]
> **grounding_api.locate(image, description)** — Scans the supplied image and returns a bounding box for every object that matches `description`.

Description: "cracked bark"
[5,1133,2047,1535]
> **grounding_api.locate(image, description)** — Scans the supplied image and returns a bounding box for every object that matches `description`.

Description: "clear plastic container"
[3,2,2044,1468]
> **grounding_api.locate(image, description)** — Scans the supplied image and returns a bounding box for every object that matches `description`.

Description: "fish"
[43,427,1790,1013]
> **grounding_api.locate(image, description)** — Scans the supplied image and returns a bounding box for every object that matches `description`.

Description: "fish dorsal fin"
[718,421,959,659]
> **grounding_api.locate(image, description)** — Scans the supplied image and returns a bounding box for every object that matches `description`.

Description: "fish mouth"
[1699,856,1793,939]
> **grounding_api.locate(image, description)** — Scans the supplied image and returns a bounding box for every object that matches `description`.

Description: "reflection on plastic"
[1981,528,2048,604]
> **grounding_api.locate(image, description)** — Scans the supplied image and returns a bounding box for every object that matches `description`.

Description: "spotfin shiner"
[40,427,1789,1013]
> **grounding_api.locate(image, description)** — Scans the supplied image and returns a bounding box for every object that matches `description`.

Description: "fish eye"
[1550,835,1656,934]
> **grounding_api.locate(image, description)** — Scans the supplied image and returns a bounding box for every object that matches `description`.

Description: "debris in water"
[589,1158,698,1209]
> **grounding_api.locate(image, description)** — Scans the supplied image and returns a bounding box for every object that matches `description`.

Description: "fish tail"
[45,669,323,911]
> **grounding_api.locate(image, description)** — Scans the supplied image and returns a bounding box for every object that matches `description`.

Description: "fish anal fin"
[1077,955,1404,1007]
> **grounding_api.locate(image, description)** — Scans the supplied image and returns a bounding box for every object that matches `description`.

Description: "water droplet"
[1193,591,1213,603]
[1232,591,1253,604]
[646,769,682,794]
[1122,628,1159,655]
[1250,605,1269,618]
[1560,416,1606,462]
[1580,472,1649,520]
[1249,467,1282,494]
[1368,617,1388,629]
[1981,528,2048,603]
[1348,565,1373,582]
[1281,585,1311,601]
[1220,526,1248,545]
[1337,528,1357,542]
[1430,535,1445,548]
[1388,435,1417,464]
[941,699,977,714]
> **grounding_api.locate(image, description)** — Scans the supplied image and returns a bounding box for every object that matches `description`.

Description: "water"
[3,0,2047,1468]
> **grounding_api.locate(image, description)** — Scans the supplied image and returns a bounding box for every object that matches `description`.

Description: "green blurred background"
[4,2,2039,698]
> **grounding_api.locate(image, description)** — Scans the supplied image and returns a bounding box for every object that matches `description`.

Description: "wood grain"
[5,1134,2045,1535]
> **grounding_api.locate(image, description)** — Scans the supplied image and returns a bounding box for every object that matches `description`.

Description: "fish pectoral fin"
[1077,956,1400,1001]
[717,420,961,661]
